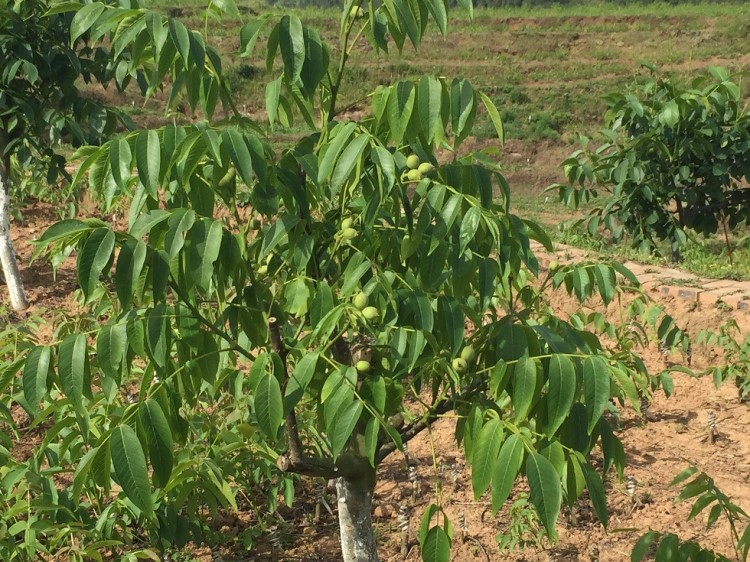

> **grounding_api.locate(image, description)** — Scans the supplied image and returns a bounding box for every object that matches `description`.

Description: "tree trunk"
[336,467,379,562]
[0,141,28,311]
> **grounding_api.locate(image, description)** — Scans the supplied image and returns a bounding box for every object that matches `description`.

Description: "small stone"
[373,505,391,518]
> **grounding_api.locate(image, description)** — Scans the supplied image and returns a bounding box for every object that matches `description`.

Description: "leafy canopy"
[554,65,750,258]
[5,2,687,560]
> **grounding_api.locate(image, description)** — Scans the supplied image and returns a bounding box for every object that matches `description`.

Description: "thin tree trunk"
[0,141,28,311]
[336,467,379,562]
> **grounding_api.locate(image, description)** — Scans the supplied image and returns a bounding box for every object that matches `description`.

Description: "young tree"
[17,2,684,560]
[554,65,750,262]
[0,0,139,310]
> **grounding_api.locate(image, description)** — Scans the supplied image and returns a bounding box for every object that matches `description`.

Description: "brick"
[621,261,648,276]
[656,267,698,281]
[699,288,741,305]
[656,285,702,302]
[714,293,750,311]
[701,279,739,291]
[637,273,663,285]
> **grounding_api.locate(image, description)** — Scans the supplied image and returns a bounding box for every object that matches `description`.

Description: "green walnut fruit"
[417,162,434,176]
[452,357,468,373]
[362,306,379,322]
[548,260,559,272]
[342,227,358,240]
[218,167,236,189]
[406,154,421,170]
[341,217,354,230]
[355,360,372,374]
[353,292,368,310]
[460,345,475,362]
[407,169,423,182]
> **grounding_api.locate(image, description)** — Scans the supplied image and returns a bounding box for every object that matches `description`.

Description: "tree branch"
[167,279,254,361]
[375,380,487,464]
[269,316,304,463]
[276,452,371,481]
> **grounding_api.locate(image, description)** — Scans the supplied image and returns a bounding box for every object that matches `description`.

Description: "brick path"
[531,241,750,312]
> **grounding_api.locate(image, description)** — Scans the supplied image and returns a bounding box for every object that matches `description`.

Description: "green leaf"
[546,355,576,435]
[22,346,51,414]
[659,99,680,128]
[255,374,283,439]
[479,92,504,144]
[491,434,524,513]
[110,138,133,189]
[687,491,717,522]
[138,399,174,488]
[70,2,106,43]
[318,122,357,184]
[364,417,379,467]
[424,0,447,35]
[592,264,616,305]
[331,401,363,459]
[35,218,91,245]
[284,277,311,318]
[611,366,640,413]
[302,28,329,100]
[387,81,415,145]
[168,18,191,63]
[496,323,528,361]
[130,209,170,239]
[435,296,464,357]
[421,526,451,562]
[450,79,476,149]
[670,465,699,487]
[512,356,537,422]
[395,0,423,48]
[417,75,446,144]
[265,76,282,126]
[331,133,370,196]
[583,356,610,433]
[278,15,305,82]
[239,16,272,57]
[459,206,481,252]
[165,209,196,260]
[471,418,503,499]
[221,128,254,187]
[581,462,608,528]
[58,334,88,411]
[111,424,154,515]
[146,304,170,369]
[571,266,591,301]
[77,228,115,302]
[135,130,161,198]
[97,324,126,388]
[188,219,223,292]
[419,504,441,545]
[631,531,661,562]
[284,353,319,415]
[526,451,562,539]
[115,239,147,309]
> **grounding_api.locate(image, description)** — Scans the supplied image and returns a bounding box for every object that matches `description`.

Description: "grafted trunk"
[0,142,28,311]
[336,466,379,562]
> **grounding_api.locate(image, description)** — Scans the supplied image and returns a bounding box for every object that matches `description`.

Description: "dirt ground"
[6,200,750,562]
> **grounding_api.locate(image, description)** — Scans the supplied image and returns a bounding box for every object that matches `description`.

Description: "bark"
[0,137,28,311]
[336,467,379,562]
